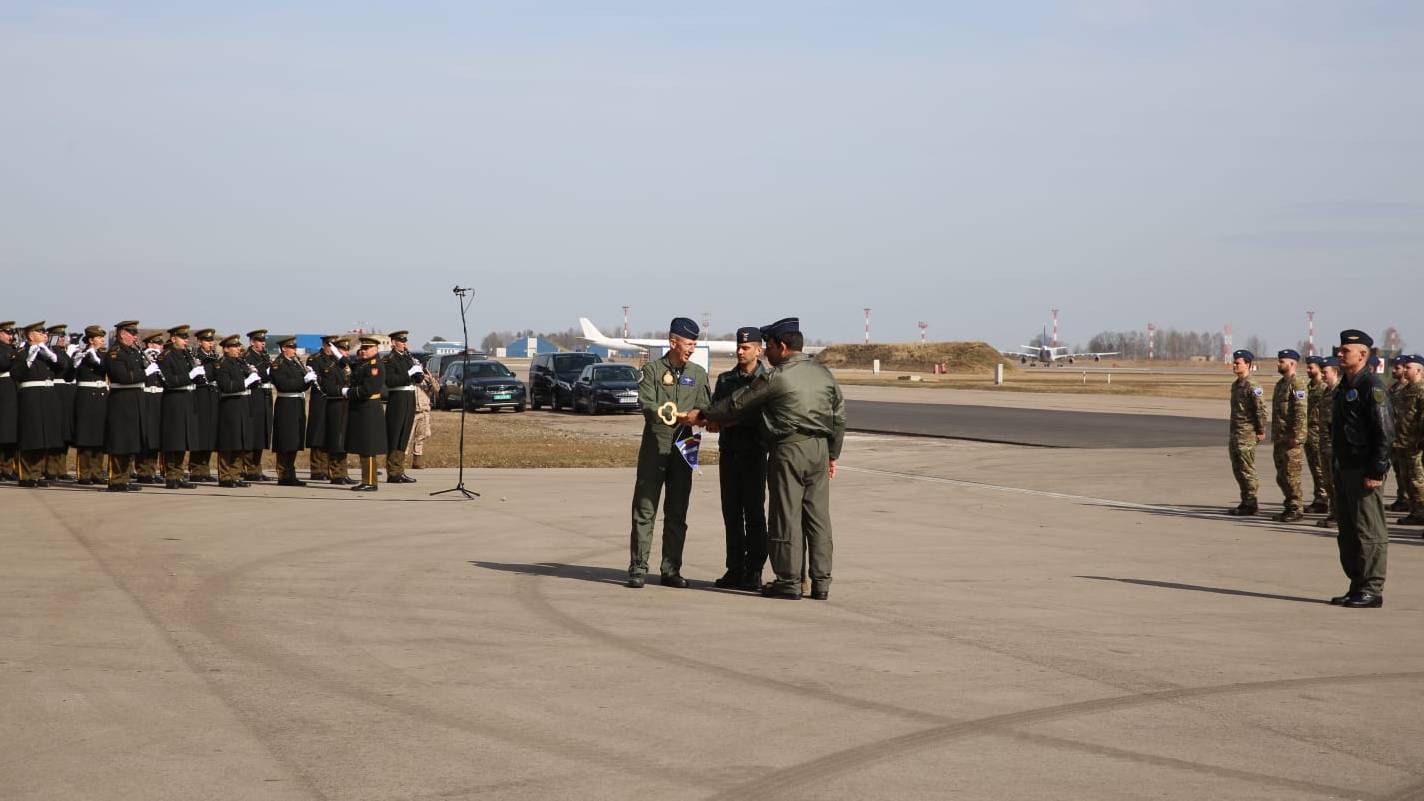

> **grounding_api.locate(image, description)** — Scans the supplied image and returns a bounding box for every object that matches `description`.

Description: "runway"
[845,399,1223,448]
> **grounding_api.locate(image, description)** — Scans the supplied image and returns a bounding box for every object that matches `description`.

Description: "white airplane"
[578,318,738,355]
[1001,344,1119,365]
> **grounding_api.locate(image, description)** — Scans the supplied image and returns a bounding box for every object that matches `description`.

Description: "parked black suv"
[438,359,526,412]
[529,352,602,410]
[571,364,642,414]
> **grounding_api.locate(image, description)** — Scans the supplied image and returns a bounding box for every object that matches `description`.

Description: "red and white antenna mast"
[622,306,630,338]
[1051,308,1060,348]
[863,308,872,345]
[1147,323,1156,360]
[1223,324,1233,364]
[1306,310,1315,357]
[918,321,928,343]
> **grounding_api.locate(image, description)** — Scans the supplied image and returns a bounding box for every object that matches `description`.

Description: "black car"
[571,363,642,414]
[438,359,526,412]
[529,352,603,410]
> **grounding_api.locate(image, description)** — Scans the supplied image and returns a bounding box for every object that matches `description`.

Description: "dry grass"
[835,366,1235,401]
[817,341,1011,373]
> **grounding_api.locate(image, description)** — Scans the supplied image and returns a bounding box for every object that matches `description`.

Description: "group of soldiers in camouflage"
[1228,329,1412,608]
[0,321,429,493]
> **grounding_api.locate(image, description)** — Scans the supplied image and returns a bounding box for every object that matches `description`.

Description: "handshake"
[674,409,721,433]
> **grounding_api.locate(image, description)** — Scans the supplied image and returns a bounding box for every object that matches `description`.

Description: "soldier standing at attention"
[710,327,770,591]
[1304,355,1330,513]
[215,335,259,488]
[134,331,166,484]
[104,321,150,492]
[72,325,110,485]
[690,318,845,601]
[625,317,710,589]
[1388,356,1409,513]
[345,336,387,492]
[1329,330,1395,608]
[1271,349,1309,522]
[305,335,336,481]
[319,338,353,485]
[157,325,202,489]
[1316,356,1341,528]
[270,336,316,487]
[1391,355,1424,526]
[382,331,420,484]
[243,330,274,482]
[188,329,220,482]
[12,322,64,487]
[0,321,17,481]
[1226,349,1269,516]
[45,324,76,481]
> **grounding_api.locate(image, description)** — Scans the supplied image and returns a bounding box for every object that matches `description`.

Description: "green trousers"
[628,435,692,578]
[1334,466,1388,595]
[767,438,833,593]
[1228,438,1257,503]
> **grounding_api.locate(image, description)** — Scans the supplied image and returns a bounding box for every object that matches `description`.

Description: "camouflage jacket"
[1306,379,1328,446]
[1229,377,1268,437]
[1391,380,1424,451]
[1271,373,1308,445]
[1318,383,1338,450]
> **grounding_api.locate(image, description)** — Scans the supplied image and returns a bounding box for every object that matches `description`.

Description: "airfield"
[6,375,1424,801]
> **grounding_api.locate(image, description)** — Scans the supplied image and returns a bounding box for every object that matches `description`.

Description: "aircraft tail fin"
[578,318,605,342]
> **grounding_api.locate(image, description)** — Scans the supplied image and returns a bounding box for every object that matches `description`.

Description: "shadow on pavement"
[1104,501,1424,547]
[467,561,762,595]
[1076,575,1327,605]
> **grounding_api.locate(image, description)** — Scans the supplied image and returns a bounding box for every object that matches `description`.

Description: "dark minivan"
[438,359,526,412]
[529,352,602,410]
[571,363,642,414]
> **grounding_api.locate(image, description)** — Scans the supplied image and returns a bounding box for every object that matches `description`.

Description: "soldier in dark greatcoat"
[270,336,316,486]
[215,335,259,488]
[188,329,220,482]
[158,325,203,489]
[104,321,150,492]
[12,322,65,487]
[382,330,420,484]
[135,331,166,483]
[345,336,387,491]
[243,329,274,481]
[0,321,17,481]
[319,337,353,485]
[72,325,110,485]
[305,335,336,480]
[44,323,76,481]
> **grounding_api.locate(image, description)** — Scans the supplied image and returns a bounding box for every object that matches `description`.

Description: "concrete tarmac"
[5,436,1424,800]
[846,399,1223,448]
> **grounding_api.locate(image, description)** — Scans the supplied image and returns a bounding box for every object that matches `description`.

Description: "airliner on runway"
[1003,343,1120,366]
[578,318,737,355]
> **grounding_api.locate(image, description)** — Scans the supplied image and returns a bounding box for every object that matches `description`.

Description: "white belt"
[0,372,9,379]
[167,385,195,392]
[77,381,108,389]
[19,380,53,388]
[259,383,273,390]
[277,391,306,398]
[388,385,415,392]
[144,386,164,394]
[222,390,251,398]
[110,382,144,390]
[59,379,76,385]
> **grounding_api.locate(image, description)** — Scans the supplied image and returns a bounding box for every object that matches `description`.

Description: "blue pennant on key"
[674,426,702,472]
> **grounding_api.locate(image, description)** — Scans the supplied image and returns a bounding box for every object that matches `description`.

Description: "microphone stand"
[431,286,480,499]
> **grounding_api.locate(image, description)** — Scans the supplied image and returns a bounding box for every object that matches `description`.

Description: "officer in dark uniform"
[135,331,166,483]
[104,321,149,492]
[710,326,770,590]
[1330,329,1396,609]
[44,323,76,481]
[243,329,274,481]
[72,325,110,485]
[318,337,353,484]
[270,336,316,486]
[0,321,17,481]
[383,330,420,484]
[158,325,202,489]
[215,334,259,488]
[188,329,220,482]
[12,322,65,487]
[305,335,336,480]
[345,336,387,491]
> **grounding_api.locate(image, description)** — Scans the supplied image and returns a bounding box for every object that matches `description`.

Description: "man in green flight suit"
[1271,349,1310,522]
[689,318,846,601]
[626,317,710,589]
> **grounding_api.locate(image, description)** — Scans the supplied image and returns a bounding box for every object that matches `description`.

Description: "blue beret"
[1305,355,1324,367]
[735,326,762,344]
[669,317,699,340]
[1340,329,1373,348]
[1405,354,1424,367]
[759,317,800,341]
[1231,349,1254,363]
[1277,349,1300,361]
[1322,356,1340,368]
[1393,354,1409,367]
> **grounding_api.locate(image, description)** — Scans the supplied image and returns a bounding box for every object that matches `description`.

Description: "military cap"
[115,320,140,333]
[735,326,762,344]
[0,321,14,331]
[246,329,267,340]
[21,321,46,334]
[760,317,800,341]
[143,331,165,345]
[1404,354,1424,368]
[193,328,215,341]
[83,324,105,338]
[276,335,297,348]
[388,330,409,342]
[320,334,337,345]
[358,335,381,348]
[334,337,352,350]
[167,324,191,338]
[46,323,67,334]
[1339,329,1373,348]
[1305,355,1324,367]
[1322,356,1340,368]
[669,317,699,340]
[220,334,243,348]
[1231,349,1255,363]
[1277,349,1300,361]
[1392,354,1409,367]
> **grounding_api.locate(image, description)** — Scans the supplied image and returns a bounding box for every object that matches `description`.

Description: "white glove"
[408,363,423,377]
[66,343,81,358]
[189,365,205,379]
[40,344,58,362]
[243,372,260,387]
[304,369,317,384]
[144,361,161,376]
[88,349,101,365]
[341,387,349,397]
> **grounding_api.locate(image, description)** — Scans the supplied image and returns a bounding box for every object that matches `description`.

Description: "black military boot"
[1388,498,1409,512]
[1227,501,1259,516]
[1273,509,1304,522]
[1317,515,1337,528]
[1307,499,1329,514]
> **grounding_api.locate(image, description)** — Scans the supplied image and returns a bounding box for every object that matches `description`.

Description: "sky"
[2,1,1422,352]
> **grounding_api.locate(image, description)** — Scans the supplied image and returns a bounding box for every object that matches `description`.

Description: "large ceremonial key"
[657,401,680,426]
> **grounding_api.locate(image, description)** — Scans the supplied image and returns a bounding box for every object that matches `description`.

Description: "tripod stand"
[431,286,480,499]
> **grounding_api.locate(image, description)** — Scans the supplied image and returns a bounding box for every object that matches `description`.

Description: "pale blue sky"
[2,2,1421,350]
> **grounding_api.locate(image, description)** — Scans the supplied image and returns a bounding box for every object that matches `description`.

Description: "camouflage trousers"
[1304,440,1328,503]
[1394,448,1424,509]
[1228,436,1258,503]
[1273,444,1304,514]
[1318,444,1335,514]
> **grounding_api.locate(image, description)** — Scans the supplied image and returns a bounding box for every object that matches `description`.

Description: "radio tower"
[702,311,710,336]
[1306,310,1315,357]
[1147,323,1156,361]
[1223,324,1233,364]
[863,308,872,345]
[918,321,928,343]
[1051,308,1060,348]
[622,306,630,338]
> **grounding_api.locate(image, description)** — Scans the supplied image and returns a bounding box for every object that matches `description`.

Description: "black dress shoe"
[810,589,829,601]
[713,571,740,589]
[350,483,377,492]
[760,583,801,599]
[1273,510,1304,522]
[76,478,94,486]
[736,576,763,592]
[165,479,196,489]
[106,484,129,492]
[1317,516,1336,528]
[308,473,328,482]
[1343,593,1383,608]
[626,575,645,588]
[278,478,307,487]
[125,483,141,491]
[330,477,355,486]
[250,473,273,482]
[659,574,689,588]
[1330,591,1355,606]
[1388,499,1409,512]
[54,474,74,482]
[135,475,158,484]
[1306,500,1329,514]
[1398,514,1424,525]
[189,475,215,483]
[18,479,37,488]
[387,474,417,484]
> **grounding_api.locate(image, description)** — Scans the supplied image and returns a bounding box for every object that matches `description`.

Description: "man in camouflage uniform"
[1392,354,1424,526]
[1304,355,1330,513]
[1387,356,1411,512]
[1271,349,1309,522]
[1226,349,1268,516]
[1316,356,1341,528]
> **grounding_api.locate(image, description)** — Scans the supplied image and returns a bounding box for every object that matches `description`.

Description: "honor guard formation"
[1226,329,1422,609]
[0,322,427,493]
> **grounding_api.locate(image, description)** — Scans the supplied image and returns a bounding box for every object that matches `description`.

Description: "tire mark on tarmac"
[839,464,1192,512]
